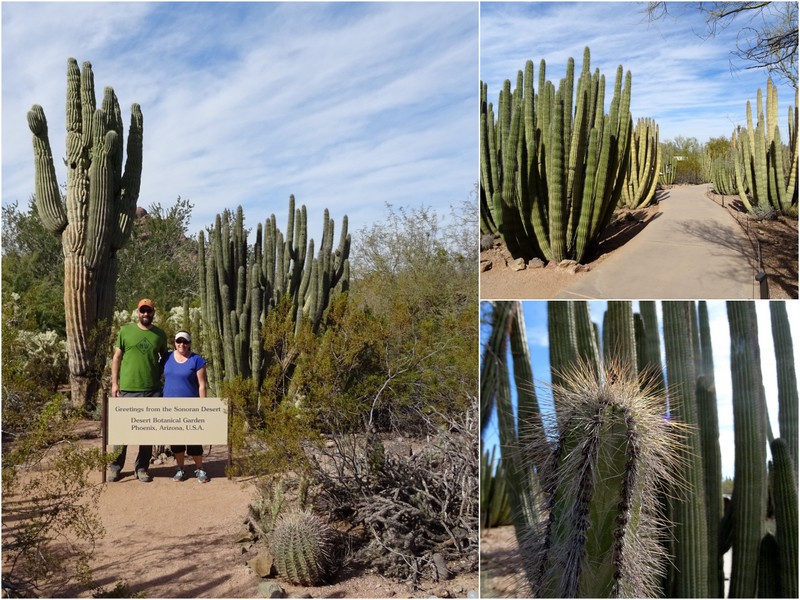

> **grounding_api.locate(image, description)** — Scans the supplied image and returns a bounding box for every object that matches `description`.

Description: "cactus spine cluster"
[27,58,142,410]
[270,510,337,585]
[620,118,661,209]
[479,47,633,263]
[198,197,349,393]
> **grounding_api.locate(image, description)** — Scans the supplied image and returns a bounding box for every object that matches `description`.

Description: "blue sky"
[2,2,478,237]
[480,2,798,144]
[482,300,800,479]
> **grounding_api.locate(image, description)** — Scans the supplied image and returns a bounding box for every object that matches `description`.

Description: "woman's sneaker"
[195,469,209,483]
[173,469,186,482]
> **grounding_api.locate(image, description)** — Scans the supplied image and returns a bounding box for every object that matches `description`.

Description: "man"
[108,298,168,482]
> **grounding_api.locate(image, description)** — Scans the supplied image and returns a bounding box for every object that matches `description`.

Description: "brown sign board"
[107,397,228,445]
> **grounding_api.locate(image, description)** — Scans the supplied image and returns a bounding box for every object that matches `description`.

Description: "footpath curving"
[556,184,760,299]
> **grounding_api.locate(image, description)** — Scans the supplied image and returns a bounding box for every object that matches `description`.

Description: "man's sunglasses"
[139,307,153,314]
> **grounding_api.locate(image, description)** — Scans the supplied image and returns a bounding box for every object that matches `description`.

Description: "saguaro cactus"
[28,58,142,410]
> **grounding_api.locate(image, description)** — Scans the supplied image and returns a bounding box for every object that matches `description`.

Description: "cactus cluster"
[269,510,338,586]
[198,197,349,393]
[716,79,799,215]
[620,118,661,209]
[27,58,142,410]
[483,300,799,598]
[480,47,634,263]
[658,145,677,186]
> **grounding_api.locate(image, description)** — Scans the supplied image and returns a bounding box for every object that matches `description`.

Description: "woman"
[162,330,210,483]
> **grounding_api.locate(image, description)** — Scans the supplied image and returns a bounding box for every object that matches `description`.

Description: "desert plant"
[658,145,677,186]
[480,447,513,528]
[736,79,799,216]
[27,58,142,412]
[620,117,661,208]
[198,198,349,396]
[270,510,338,586]
[480,47,633,263]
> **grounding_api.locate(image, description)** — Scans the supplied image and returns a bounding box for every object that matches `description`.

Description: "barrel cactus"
[27,58,142,410]
[270,510,338,586]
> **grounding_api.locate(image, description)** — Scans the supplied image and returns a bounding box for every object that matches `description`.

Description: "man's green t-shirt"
[117,323,168,392]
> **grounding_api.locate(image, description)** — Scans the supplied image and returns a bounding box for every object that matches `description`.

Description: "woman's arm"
[197,365,208,398]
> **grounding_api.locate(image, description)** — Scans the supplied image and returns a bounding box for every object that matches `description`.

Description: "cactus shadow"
[588,207,662,261]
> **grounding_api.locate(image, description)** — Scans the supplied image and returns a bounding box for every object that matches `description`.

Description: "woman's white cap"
[174,331,192,342]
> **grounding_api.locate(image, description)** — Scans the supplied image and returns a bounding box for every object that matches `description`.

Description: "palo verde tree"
[27,58,142,412]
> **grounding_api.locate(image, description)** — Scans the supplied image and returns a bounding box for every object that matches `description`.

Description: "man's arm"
[110,347,123,397]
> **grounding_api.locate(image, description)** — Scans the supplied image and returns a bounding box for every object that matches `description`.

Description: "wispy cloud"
[480,2,796,143]
[3,2,478,237]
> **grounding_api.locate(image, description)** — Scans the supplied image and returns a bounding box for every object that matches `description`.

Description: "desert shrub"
[308,405,478,585]
[92,581,146,598]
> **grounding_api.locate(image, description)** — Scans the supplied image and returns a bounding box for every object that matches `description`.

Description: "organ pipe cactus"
[620,118,661,208]
[525,358,683,598]
[770,301,798,477]
[199,197,349,394]
[479,47,633,263]
[27,58,142,410]
[770,437,798,599]
[662,302,708,598]
[737,79,799,216]
[659,145,677,186]
[726,301,768,598]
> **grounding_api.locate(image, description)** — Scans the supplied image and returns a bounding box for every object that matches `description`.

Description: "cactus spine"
[479,47,633,263]
[27,58,142,410]
[527,358,682,598]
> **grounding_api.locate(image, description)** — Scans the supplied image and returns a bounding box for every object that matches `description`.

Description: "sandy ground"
[13,422,477,599]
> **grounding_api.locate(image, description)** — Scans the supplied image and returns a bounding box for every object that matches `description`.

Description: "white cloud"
[480,2,796,143]
[2,2,478,236]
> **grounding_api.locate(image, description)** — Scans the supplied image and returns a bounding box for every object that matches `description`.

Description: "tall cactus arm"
[771,437,798,599]
[27,105,67,234]
[113,103,143,249]
[726,301,768,599]
[770,301,798,476]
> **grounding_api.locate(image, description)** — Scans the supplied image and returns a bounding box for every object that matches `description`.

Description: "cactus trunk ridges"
[771,437,799,598]
[524,360,682,598]
[28,58,142,410]
[548,301,578,395]
[199,198,349,395]
[726,301,767,598]
[603,301,637,378]
[770,301,799,476]
[696,301,723,599]
[479,47,634,264]
[662,301,708,598]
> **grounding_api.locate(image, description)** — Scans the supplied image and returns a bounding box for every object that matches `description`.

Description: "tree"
[647,2,798,87]
[115,196,199,313]
[2,199,66,334]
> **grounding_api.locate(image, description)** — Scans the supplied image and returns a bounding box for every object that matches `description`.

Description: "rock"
[467,590,479,598]
[480,234,496,251]
[480,260,492,272]
[435,589,451,598]
[240,542,253,554]
[510,258,526,271]
[258,582,286,598]
[247,549,277,578]
[556,259,578,270]
[235,527,254,543]
[432,553,452,581]
[527,257,545,269]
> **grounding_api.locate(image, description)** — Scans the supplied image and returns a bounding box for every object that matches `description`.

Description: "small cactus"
[270,510,338,586]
